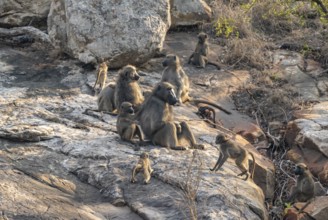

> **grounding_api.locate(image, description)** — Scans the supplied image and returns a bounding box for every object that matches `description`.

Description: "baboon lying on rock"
[136,82,204,150]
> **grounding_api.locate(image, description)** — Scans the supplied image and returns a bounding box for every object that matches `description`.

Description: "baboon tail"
[192,99,232,115]
[207,61,221,70]
[249,152,256,179]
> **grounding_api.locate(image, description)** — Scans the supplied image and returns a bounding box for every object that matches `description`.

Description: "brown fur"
[117,102,144,144]
[114,65,144,113]
[188,32,221,70]
[289,163,315,203]
[136,82,204,150]
[161,54,231,115]
[131,152,153,184]
[196,105,216,127]
[97,83,116,112]
[210,134,256,181]
[93,61,108,93]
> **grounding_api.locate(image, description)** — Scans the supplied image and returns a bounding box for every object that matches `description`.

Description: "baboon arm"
[188,53,194,64]
[210,153,223,171]
[93,69,101,89]
[131,164,142,182]
[135,124,145,142]
[215,155,228,171]
[202,45,209,56]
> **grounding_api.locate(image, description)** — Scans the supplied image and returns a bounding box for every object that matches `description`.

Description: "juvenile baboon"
[131,152,153,184]
[115,65,144,112]
[97,83,116,112]
[288,163,315,203]
[210,133,255,181]
[137,82,205,150]
[161,54,231,115]
[188,32,221,70]
[93,61,108,92]
[117,102,144,144]
[196,105,217,127]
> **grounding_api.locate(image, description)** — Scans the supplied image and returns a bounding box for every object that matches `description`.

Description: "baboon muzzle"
[134,74,140,81]
[128,107,134,114]
[162,60,168,67]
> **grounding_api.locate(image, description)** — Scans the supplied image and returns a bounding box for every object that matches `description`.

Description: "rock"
[294,196,328,220]
[286,102,328,184]
[47,0,171,68]
[171,0,212,27]
[0,0,51,28]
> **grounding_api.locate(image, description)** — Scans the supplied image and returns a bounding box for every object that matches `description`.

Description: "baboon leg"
[143,168,151,184]
[178,122,204,150]
[210,153,223,171]
[188,53,194,64]
[215,155,228,171]
[152,122,187,150]
[135,124,145,142]
[235,155,249,181]
[199,56,206,68]
[131,165,142,183]
[122,125,137,144]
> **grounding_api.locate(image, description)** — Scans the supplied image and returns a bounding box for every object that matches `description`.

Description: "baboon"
[210,133,255,181]
[97,83,116,112]
[161,54,231,115]
[188,32,221,70]
[93,61,108,92]
[161,54,190,105]
[114,65,144,113]
[288,163,315,203]
[283,209,299,220]
[117,102,144,144]
[137,82,205,150]
[196,105,217,127]
[131,152,153,184]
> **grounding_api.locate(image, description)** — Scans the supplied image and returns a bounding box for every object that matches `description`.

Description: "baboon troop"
[210,133,255,181]
[188,32,221,70]
[131,152,153,184]
[93,61,108,93]
[116,102,144,145]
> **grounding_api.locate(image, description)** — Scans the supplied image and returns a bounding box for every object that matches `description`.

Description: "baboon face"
[215,134,228,144]
[162,54,180,67]
[198,32,208,44]
[294,163,307,175]
[155,82,178,105]
[140,152,149,159]
[120,102,134,114]
[121,65,140,81]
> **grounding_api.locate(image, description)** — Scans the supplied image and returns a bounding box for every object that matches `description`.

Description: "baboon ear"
[173,55,177,61]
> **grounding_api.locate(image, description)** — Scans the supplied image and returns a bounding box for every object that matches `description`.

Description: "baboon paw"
[130,179,137,183]
[144,181,150,184]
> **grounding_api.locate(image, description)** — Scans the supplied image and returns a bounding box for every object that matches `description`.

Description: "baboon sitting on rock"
[136,82,204,150]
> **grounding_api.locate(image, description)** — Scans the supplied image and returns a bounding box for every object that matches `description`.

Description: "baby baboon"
[196,105,216,127]
[161,54,231,115]
[188,32,221,70]
[137,82,205,150]
[288,163,315,203]
[117,102,144,144]
[93,61,108,93]
[210,133,255,181]
[131,152,153,184]
[114,65,144,113]
[161,54,190,104]
[97,83,116,113]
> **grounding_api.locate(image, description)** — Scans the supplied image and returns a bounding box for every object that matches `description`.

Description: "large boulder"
[171,0,212,27]
[286,102,328,184]
[0,0,51,28]
[47,0,171,68]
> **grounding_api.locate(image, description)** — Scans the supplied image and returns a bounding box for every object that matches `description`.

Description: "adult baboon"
[131,152,153,184]
[97,83,116,112]
[93,61,108,93]
[210,133,255,181]
[161,54,231,115]
[114,65,144,112]
[188,32,221,70]
[117,102,144,144]
[288,163,315,203]
[137,82,204,150]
